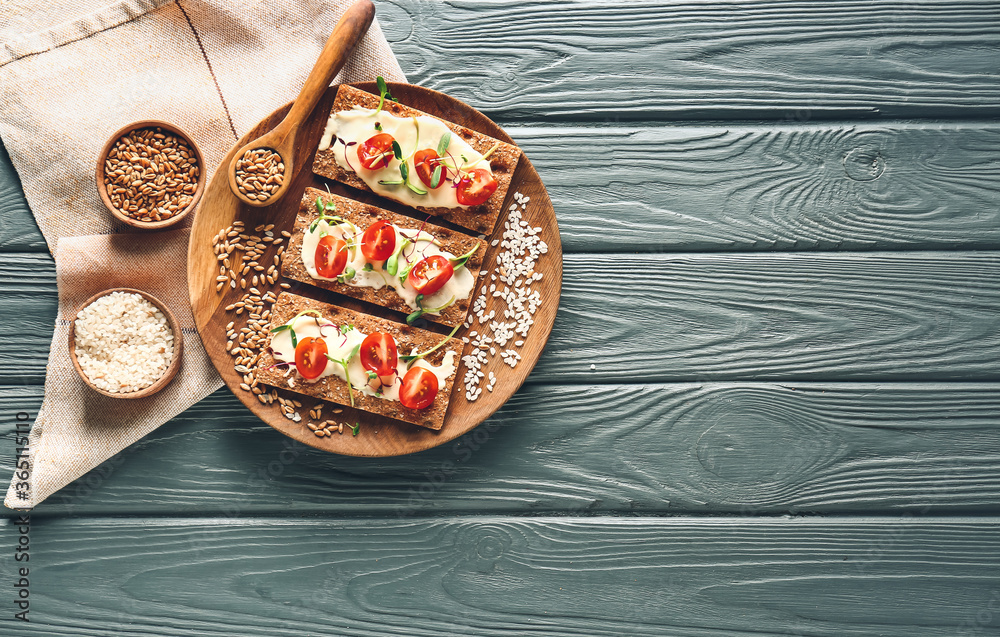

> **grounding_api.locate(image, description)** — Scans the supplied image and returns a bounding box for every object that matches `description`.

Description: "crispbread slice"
[283,188,486,327]
[313,84,521,235]
[256,293,464,430]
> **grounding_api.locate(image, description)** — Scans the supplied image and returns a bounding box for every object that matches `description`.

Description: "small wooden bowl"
[96,120,205,230]
[68,288,184,399]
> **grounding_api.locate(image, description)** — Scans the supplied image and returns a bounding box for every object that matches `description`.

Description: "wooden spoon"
[227,0,376,208]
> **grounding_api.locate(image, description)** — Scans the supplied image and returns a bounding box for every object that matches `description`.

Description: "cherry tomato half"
[414,149,443,188]
[315,235,349,278]
[357,133,395,170]
[295,337,328,380]
[360,332,398,377]
[361,220,396,261]
[456,168,498,206]
[399,366,439,410]
[408,254,454,296]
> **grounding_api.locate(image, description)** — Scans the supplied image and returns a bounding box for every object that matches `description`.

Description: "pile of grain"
[234,148,285,202]
[74,292,175,393]
[103,127,199,222]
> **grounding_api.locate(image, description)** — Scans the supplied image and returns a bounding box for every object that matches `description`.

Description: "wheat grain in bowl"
[72,291,176,394]
[103,127,199,221]
[96,120,205,230]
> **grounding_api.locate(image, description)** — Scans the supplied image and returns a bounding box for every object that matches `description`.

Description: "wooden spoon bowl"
[96,120,205,230]
[68,288,184,399]
[227,0,375,208]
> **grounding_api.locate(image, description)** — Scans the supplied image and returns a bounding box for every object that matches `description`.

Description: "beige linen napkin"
[0,0,406,508]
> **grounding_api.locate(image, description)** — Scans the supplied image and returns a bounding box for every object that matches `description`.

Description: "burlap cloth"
[0,0,406,509]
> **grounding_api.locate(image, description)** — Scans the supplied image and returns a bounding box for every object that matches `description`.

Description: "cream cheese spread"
[301,218,475,317]
[269,313,457,401]
[318,107,492,209]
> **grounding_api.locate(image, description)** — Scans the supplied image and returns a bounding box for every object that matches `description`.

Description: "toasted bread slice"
[313,84,521,235]
[283,188,486,327]
[256,293,464,430]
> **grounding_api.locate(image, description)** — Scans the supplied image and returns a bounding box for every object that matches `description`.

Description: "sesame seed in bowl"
[68,289,183,399]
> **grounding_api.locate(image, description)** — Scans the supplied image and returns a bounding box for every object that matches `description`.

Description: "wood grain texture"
[0,140,44,252]
[1,516,998,636]
[516,123,1000,252]
[3,383,1000,516]
[3,251,998,384]
[5,123,1000,252]
[383,0,1000,120]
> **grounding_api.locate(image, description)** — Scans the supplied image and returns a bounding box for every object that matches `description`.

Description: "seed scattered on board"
[462,191,546,402]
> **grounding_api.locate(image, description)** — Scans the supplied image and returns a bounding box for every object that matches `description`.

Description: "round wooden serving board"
[188,83,562,457]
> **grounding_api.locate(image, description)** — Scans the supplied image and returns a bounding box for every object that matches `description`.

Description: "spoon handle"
[273,0,376,141]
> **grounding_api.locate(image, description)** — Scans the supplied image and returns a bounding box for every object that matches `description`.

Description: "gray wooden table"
[3,1,1000,635]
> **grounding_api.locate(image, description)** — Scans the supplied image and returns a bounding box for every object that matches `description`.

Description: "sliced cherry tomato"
[408,254,454,296]
[456,168,498,206]
[359,332,398,377]
[399,366,439,410]
[357,133,395,170]
[414,149,443,188]
[295,337,328,380]
[315,235,348,279]
[361,220,396,261]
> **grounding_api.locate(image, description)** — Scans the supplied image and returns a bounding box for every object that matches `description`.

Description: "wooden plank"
[5,123,1000,252]
[515,123,1000,251]
[3,251,998,384]
[0,516,998,636]
[383,0,1000,120]
[0,140,45,252]
[3,382,1000,516]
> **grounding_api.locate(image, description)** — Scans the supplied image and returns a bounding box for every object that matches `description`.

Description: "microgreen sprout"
[270,323,297,348]
[401,323,461,365]
[449,245,479,270]
[310,198,344,232]
[430,165,443,189]
[270,309,324,348]
[334,136,358,173]
[374,76,396,116]
[351,422,360,436]
[325,341,362,407]
[406,294,456,325]
[436,132,452,157]
[385,238,410,276]
[398,261,416,285]
[362,263,373,272]
[337,266,356,284]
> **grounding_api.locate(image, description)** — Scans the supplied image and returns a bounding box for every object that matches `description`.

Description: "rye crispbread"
[256,293,464,430]
[284,188,486,327]
[313,84,521,235]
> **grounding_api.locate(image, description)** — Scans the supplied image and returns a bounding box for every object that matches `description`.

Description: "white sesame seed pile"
[73,291,174,393]
[462,191,548,401]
